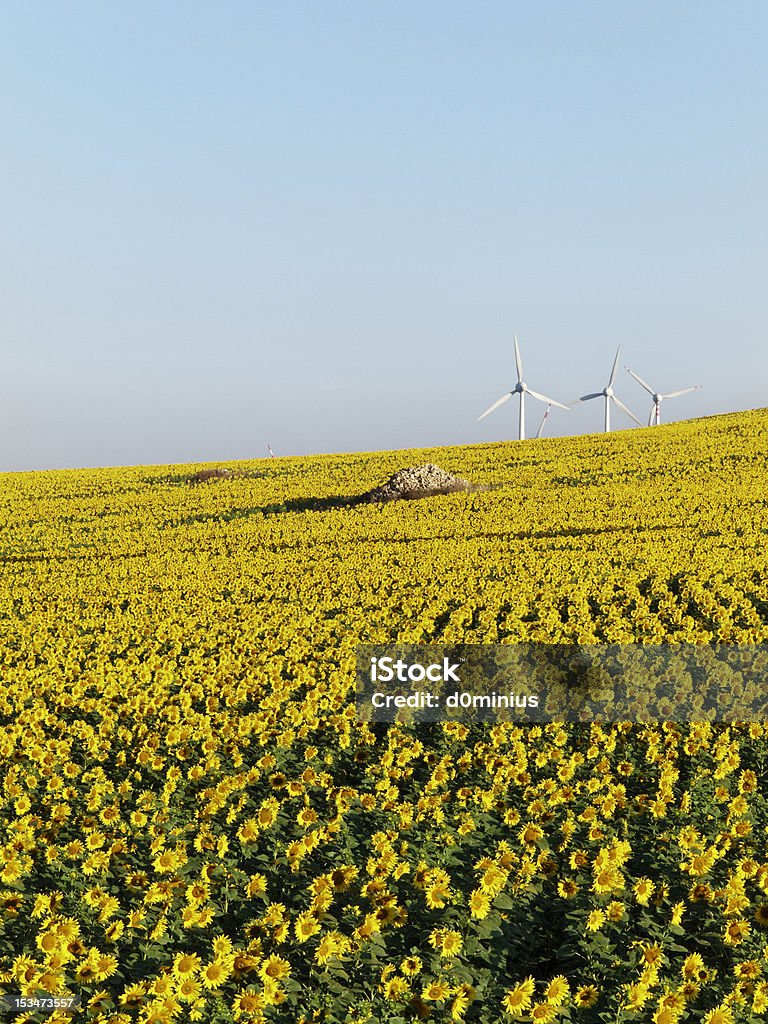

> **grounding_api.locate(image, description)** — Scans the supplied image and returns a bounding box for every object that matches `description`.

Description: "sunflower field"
[2,409,768,1024]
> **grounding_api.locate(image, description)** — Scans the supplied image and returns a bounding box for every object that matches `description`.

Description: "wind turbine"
[477,334,568,441]
[574,346,641,432]
[535,403,552,439]
[625,367,702,426]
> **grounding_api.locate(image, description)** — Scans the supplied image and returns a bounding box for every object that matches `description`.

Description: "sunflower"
[422,980,451,1002]
[98,896,120,922]
[258,955,290,982]
[199,959,232,990]
[185,881,210,904]
[94,954,118,982]
[74,961,99,984]
[481,865,507,894]
[36,970,64,994]
[88,990,113,1011]
[633,878,655,905]
[261,977,286,1006]
[53,918,80,944]
[450,984,475,1019]
[642,944,663,967]
[426,881,450,908]
[735,960,761,980]
[400,957,422,977]
[257,799,279,828]
[86,830,106,850]
[296,807,318,827]
[530,1003,558,1022]
[193,905,214,928]
[519,824,544,845]
[652,1008,682,1024]
[177,978,202,1002]
[294,911,320,941]
[586,909,606,932]
[152,977,174,997]
[689,883,713,902]
[724,920,750,945]
[544,976,569,1004]
[680,982,700,1001]
[592,868,622,894]
[681,953,707,982]
[469,890,491,920]
[574,985,599,1008]
[237,820,259,843]
[702,1007,734,1024]
[211,936,234,958]
[606,901,625,922]
[0,860,23,883]
[384,977,411,1000]
[104,920,124,943]
[502,978,535,1017]
[120,984,147,1009]
[558,878,579,898]
[624,982,651,1010]
[330,865,357,891]
[36,931,60,955]
[172,953,202,979]
[232,991,265,1016]
[0,893,23,918]
[246,874,267,897]
[229,954,257,979]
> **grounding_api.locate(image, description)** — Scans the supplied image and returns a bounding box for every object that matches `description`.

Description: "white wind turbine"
[477,334,568,441]
[625,366,702,426]
[574,346,641,432]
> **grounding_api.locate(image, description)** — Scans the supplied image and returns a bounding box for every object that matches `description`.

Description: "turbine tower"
[574,346,641,432]
[625,366,702,426]
[477,334,568,441]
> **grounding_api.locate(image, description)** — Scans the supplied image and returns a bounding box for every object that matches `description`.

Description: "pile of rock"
[190,468,232,483]
[358,464,474,504]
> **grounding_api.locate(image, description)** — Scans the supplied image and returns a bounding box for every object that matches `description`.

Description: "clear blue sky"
[2,2,766,470]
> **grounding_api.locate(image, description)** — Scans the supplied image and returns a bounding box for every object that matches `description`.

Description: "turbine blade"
[625,366,655,395]
[526,389,569,410]
[611,395,642,426]
[661,385,702,399]
[608,346,621,387]
[514,333,523,382]
[477,392,512,421]
[535,404,551,439]
[578,392,603,402]
[648,407,654,427]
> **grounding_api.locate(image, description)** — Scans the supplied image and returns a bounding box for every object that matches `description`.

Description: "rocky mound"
[190,468,232,483]
[358,464,474,504]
